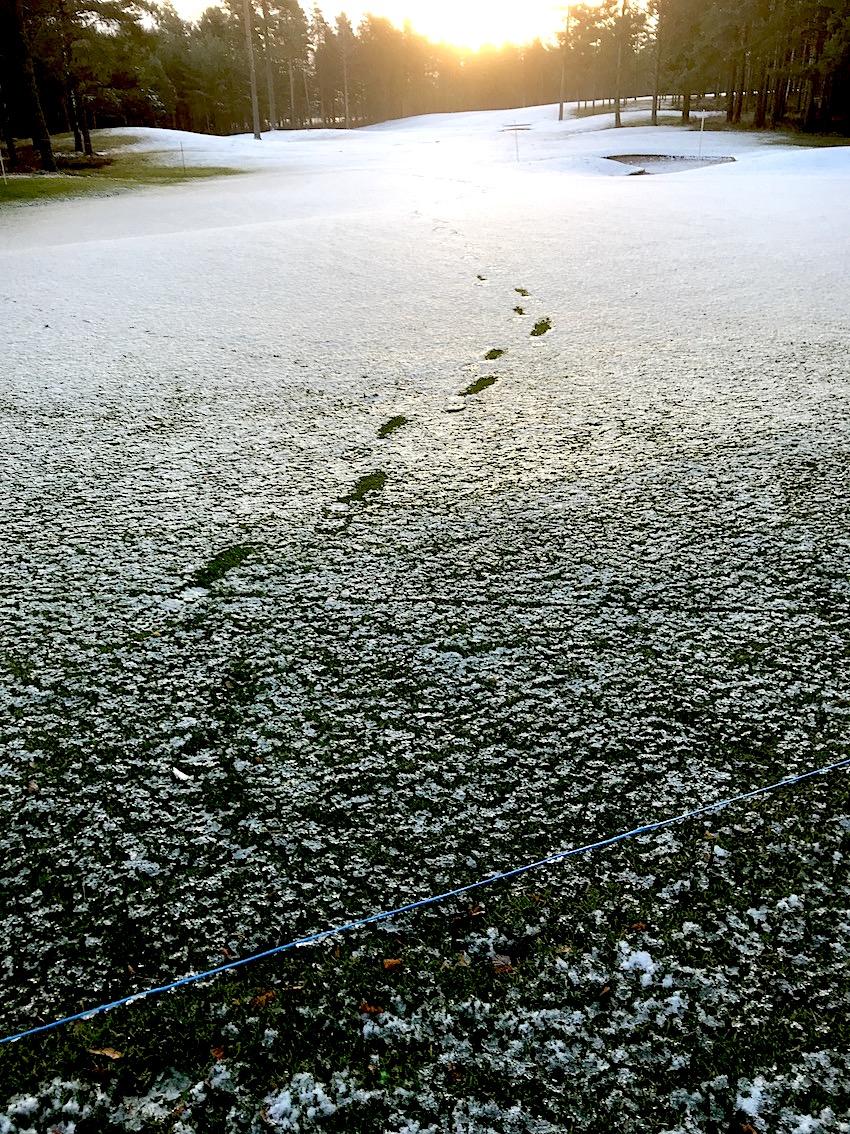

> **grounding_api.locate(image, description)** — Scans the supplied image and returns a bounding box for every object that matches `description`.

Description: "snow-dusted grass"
[1,103,849,1132]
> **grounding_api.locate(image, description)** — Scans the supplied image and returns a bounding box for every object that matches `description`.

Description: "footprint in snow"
[531,317,552,337]
[340,470,387,504]
[189,545,253,589]
[461,376,497,397]
[378,415,408,438]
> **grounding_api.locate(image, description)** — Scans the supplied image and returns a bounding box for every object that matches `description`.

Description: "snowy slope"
[2,106,850,1131]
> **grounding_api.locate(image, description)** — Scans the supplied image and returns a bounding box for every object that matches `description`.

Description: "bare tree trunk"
[242,0,262,139]
[802,73,819,130]
[68,95,83,152]
[558,11,570,122]
[614,1,626,128]
[733,63,745,122]
[742,46,755,117]
[731,25,748,123]
[754,63,769,127]
[14,0,57,171]
[79,97,92,155]
[56,0,84,152]
[260,0,277,129]
[726,57,737,122]
[0,75,18,169]
[768,39,791,128]
[681,89,691,123]
[302,66,311,127]
[288,59,297,127]
[341,33,351,127]
[765,50,779,127]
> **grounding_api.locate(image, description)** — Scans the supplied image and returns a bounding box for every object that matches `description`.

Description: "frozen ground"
[1,104,850,1132]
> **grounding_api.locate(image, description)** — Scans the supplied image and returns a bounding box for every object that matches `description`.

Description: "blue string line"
[3,755,848,1046]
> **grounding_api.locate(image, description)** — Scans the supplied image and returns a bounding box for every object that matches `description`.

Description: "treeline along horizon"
[2,0,849,172]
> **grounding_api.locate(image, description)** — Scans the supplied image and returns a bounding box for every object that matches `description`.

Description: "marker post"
[694,110,709,159]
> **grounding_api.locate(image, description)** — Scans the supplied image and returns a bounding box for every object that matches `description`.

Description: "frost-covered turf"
[1,104,850,1132]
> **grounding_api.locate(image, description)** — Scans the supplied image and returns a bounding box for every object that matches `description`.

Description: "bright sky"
[166,1,567,49]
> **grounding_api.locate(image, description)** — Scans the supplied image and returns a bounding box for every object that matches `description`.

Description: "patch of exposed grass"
[1,654,33,683]
[572,99,656,119]
[617,115,667,128]
[484,348,505,361]
[190,545,253,588]
[773,129,850,146]
[53,130,144,153]
[0,135,240,206]
[341,470,387,503]
[513,306,525,316]
[378,416,408,439]
[514,287,530,297]
[531,317,552,337]
[613,113,849,145]
[461,376,497,397]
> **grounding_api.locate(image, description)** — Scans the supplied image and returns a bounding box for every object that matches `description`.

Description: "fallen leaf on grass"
[87,1047,122,1060]
[491,954,514,974]
[382,958,402,971]
[598,985,613,1005]
[250,990,277,1008]
[211,1046,225,1060]
[359,1001,384,1015]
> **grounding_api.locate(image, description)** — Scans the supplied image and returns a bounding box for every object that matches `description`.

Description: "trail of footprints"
[332,277,553,516]
[188,278,554,571]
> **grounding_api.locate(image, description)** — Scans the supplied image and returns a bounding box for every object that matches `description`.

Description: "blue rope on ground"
[3,755,848,1046]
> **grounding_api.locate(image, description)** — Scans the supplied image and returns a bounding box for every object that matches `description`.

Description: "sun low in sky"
[330,0,566,49]
[169,0,567,50]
